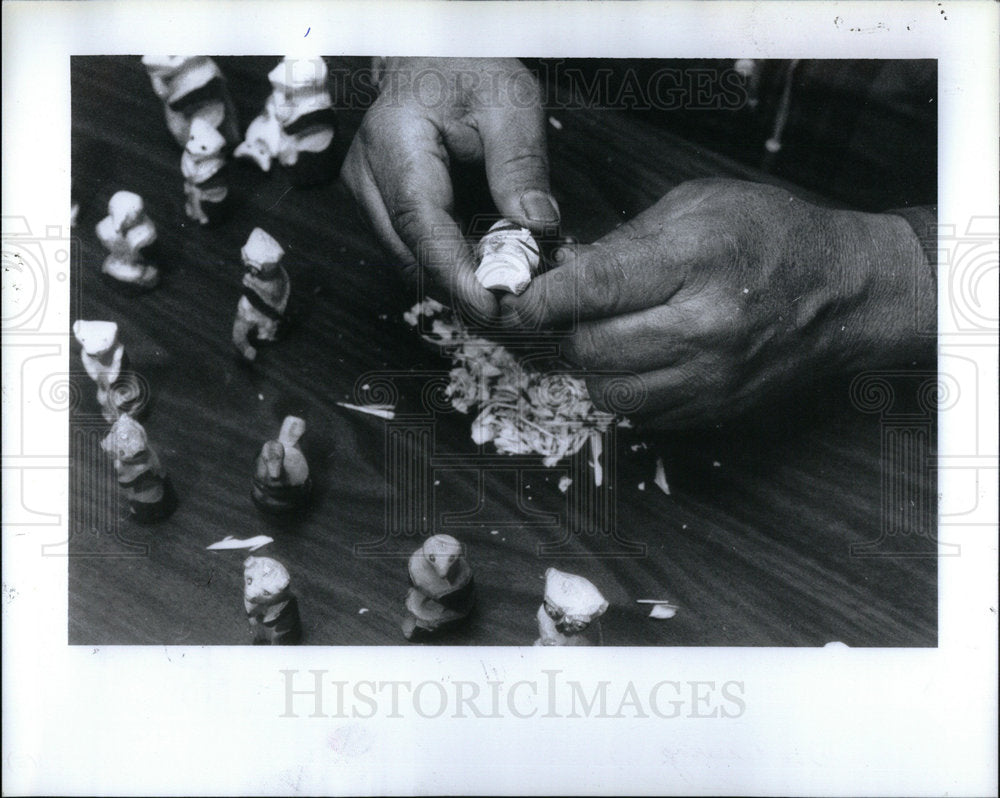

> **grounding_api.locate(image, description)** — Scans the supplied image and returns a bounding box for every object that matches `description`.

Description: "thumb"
[477,105,560,231]
[501,233,689,329]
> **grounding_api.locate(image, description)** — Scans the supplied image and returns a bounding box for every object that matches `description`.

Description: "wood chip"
[637,599,679,619]
[590,431,603,487]
[337,401,395,419]
[206,535,274,552]
[653,457,670,495]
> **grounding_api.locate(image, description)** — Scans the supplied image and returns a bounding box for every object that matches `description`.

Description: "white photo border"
[3,1,997,795]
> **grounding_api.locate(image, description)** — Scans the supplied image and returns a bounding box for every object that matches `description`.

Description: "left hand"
[342,57,558,322]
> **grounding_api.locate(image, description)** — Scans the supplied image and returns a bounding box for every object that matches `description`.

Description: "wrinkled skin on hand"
[502,179,934,429]
[342,57,559,323]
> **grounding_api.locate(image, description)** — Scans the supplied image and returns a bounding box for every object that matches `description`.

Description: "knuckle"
[498,149,548,188]
[389,198,426,247]
[564,324,612,369]
[585,246,625,313]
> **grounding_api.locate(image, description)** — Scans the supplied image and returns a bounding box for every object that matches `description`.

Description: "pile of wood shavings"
[405,299,616,469]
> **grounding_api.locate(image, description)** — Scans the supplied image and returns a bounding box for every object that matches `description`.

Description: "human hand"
[501,178,934,428]
[342,57,558,321]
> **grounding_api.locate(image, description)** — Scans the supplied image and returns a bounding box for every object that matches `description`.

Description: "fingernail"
[520,190,560,224]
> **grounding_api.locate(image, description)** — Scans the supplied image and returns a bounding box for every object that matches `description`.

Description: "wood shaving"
[337,401,395,419]
[405,299,619,470]
[590,431,603,487]
[653,457,670,495]
[637,599,679,620]
[206,534,274,551]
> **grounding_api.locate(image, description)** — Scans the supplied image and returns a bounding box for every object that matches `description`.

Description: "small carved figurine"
[243,555,302,645]
[251,416,312,513]
[475,220,540,295]
[232,228,290,361]
[534,567,608,646]
[95,191,159,289]
[73,320,146,422]
[101,415,176,523]
[234,103,283,172]
[141,56,239,148]
[235,56,337,185]
[182,117,229,226]
[402,534,475,640]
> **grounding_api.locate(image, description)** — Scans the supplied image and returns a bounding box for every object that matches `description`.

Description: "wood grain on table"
[68,57,936,647]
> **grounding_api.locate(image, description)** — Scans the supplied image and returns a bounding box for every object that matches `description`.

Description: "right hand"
[501,178,933,429]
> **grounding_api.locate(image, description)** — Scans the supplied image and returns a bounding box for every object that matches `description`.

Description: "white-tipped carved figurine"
[475,220,540,295]
[182,117,229,226]
[402,534,475,640]
[243,555,302,644]
[235,105,284,172]
[251,416,311,513]
[95,191,159,289]
[101,415,176,523]
[534,567,608,646]
[73,320,146,422]
[141,56,239,148]
[235,56,337,185]
[232,228,290,361]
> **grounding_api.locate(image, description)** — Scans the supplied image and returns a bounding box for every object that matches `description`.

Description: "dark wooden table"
[68,56,936,646]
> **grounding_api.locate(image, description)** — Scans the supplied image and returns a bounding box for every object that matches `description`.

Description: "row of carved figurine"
[237,547,610,646]
[74,56,588,644]
[74,297,608,646]
[72,313,311,643]
[143,55,338,229]
[95,187,540,309]
[400,542,611,648]
[73,315,311,515]
[99,56,540,295]
[94,204,294,362]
